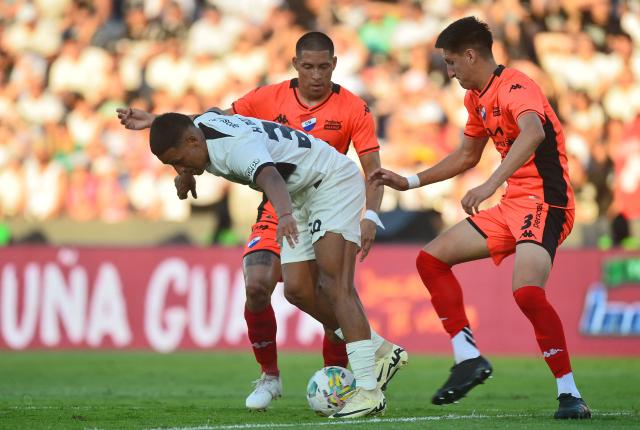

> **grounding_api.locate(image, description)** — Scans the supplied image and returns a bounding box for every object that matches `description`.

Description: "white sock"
[557,372,581,398]
[452,327,480,364]
[370,329,385,351]
[346,339,377,390]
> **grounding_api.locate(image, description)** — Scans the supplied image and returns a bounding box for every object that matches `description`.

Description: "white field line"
[146,411,635,430]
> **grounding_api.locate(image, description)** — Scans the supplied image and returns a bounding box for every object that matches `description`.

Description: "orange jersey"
[463,66,574,208]
[232,78,379,156]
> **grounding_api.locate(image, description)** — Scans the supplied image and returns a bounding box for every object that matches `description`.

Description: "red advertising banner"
[0,246,638,356]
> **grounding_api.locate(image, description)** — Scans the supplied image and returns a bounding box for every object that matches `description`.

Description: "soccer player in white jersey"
[146,110,388,418]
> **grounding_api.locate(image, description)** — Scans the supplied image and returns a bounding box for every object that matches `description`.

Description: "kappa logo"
[509,83,526,92]
[273,114,289,125]
[324,120,342,130]
[364,104,371,114]
[520,230,535,239]
[543,348,564,358]
[247,236,261,248]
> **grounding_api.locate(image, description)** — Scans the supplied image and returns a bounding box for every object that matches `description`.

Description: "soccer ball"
[306,366,356,417]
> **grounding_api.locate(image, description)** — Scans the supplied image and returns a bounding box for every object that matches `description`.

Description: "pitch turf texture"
[1,352,638,430]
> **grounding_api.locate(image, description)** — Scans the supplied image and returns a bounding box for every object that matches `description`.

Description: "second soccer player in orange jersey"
[370,17,590,420]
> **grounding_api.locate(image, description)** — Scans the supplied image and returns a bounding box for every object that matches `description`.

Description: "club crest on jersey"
[301,117,317,131]
[481,106,487,121]
[247,236,261,248]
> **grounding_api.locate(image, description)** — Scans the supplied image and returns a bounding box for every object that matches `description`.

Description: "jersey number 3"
[261,121,312,149]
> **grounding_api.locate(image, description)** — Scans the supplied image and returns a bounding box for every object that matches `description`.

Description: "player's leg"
[280,260,348,367]
[417,216,495,405]
[313,232,386,418]
[282,258,407,391]
[242,216,283,410]
[510,206,590,419]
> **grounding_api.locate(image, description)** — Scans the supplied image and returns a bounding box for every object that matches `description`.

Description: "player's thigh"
[424,218,491,266]
[313,231,359,293]
[281,259,318,300]
[512,242,552,290]
[242,250,281,292]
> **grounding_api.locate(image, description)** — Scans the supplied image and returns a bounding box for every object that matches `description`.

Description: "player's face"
[157,131,208,176]
[442,49,476,90]
[293,50,337,101]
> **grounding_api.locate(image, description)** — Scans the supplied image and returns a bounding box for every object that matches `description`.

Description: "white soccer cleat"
[375,345,409,391]
[245,373,282,411]
[329,387,386,419]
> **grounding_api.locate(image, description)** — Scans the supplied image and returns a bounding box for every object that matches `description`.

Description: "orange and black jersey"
[232,78,379,157]
[464,65,574,209]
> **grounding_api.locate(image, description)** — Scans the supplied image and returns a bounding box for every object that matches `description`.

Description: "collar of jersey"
[477,64,506,98]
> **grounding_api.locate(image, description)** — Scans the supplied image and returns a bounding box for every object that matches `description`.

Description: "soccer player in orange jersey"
[117,32,408,412]
[370,17,591,419]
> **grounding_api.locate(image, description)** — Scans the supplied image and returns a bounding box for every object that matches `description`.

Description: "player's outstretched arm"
[116,107,156,130]
[254,166,298,248]
[370,135,490,191]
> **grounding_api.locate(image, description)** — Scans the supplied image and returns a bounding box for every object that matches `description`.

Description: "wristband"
[364,209,385,229]
[406,174,420,189]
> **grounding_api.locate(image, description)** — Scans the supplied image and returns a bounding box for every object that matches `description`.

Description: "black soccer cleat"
[554,393,592,419]
[431,355,493,405]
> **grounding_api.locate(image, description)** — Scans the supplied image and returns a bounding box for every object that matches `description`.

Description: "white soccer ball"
[306,366,356,417]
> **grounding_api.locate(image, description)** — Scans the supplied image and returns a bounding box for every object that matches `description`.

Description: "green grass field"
[0,351,638,430]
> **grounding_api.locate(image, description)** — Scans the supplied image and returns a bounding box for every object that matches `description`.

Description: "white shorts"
[281,162,365,264]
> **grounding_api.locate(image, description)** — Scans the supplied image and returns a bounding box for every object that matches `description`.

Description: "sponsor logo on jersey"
[247,236,261,248]
[245,158,261,178]
[492,106,501,116]
[324,120,342,130]
[509,83,526,92]
[273,114,289,125]
[301,117,317,131]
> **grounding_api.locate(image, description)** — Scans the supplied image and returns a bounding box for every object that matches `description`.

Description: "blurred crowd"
[0,0,639,247]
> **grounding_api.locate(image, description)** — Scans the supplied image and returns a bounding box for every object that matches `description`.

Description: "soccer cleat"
[375,345,409,391]
[431,355,493,405]
[554,393,591,419]
[245,373,282,411]
[329,387,386,419]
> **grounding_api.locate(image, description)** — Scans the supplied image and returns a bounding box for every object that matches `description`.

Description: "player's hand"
[358,219,377,262]
[116,107,155,130]
[276,213,299,248]
[461,182,497,215]
[368,168,409,191]
[174,174,197,199]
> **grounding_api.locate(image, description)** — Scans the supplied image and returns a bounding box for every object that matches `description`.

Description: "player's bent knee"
[245,281,273,309]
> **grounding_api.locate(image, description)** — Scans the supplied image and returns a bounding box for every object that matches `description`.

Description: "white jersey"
[195,111,352,195]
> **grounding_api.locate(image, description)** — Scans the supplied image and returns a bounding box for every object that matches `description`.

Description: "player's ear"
[292,56,299,71]
[332,56,337,70]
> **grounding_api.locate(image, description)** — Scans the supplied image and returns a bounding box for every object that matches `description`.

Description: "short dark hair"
[435,16,493,58]
[149,112,193,156]
[295,32,334,57]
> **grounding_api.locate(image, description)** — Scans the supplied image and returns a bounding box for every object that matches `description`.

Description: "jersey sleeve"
[350,102,379,156]
[231,87,264,118]
[500,79,546,124]
[463,92,487,138]
[226,139,275,184]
